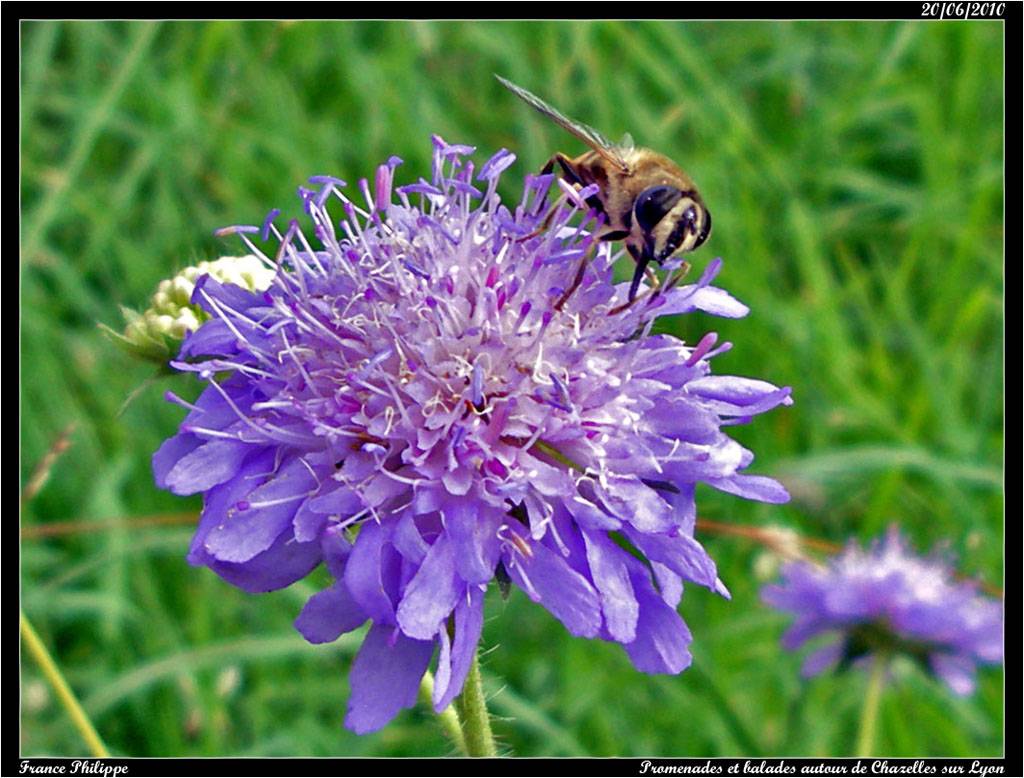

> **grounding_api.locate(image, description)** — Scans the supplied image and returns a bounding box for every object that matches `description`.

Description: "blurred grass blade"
[483,676,587,756]
[687,663,762,756]
[777,445,1001,489]
[22,22,159,264]
[83,632,361,718]
[21,610,110,757]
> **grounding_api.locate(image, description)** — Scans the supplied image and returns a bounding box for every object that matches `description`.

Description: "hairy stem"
[454,651,497,757]
[418,670,467,755]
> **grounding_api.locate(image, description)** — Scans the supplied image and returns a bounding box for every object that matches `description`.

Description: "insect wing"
[496,75,632,173]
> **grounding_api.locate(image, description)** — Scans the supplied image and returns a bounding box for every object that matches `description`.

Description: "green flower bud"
[102,255,276,365]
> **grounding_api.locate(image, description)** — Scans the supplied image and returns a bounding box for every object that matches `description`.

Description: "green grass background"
[20,20,1004,758]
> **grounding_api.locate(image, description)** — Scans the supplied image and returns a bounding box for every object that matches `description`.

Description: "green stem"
[418,670,466,755]
[533,440,585,473]
[855,653,888,757]
[454,651,497,757]
[20,610,110,757]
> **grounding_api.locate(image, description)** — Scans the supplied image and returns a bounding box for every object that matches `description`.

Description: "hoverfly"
[497,75,711,302]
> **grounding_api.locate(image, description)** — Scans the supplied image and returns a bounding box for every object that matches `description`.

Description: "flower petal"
[516,453,575,498]
[161,438,252,497]
[640,400,721,444]
[623,571,693,674]
[706,474,790,504]
[344,521,397,623]
[295,582,368,644]
[687,376,793,417]
[444,501,502,584]
[506,533,602,638]
[203,457,318,563]
[392,510,430,565]
[321,525,353,579]
[396,533,462,640]
[800,641,843,677]
[152,434,201,491]
[658,285,749,318]
[178,319,240,359]
[595,474,674,533]
[191,529,321,593]
[345,623,435,734]
[623,526,720,592]
[650,561,684,608]
[582,529,638,643]
[564,495,621,531]
[433,586,485,711]
[292,501,328,543]
[433,626,453,705]
[930,654,977,696]
[780,617,825,650]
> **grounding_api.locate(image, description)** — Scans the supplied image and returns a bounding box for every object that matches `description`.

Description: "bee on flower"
[153,137,792,733]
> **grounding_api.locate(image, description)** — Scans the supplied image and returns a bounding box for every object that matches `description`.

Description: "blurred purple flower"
[761,528,1003,695]
[155,136,792,733]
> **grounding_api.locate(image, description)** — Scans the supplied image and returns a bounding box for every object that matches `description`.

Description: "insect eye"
[682,206,698,228]
[634,186,683,233]
[693,208,711,248]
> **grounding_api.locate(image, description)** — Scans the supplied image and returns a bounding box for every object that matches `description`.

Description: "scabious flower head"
[761,528,1003,695]
[154,136,792,733]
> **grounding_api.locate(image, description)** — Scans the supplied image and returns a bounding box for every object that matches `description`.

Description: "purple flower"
[154,136,792,734]
[761,528,1003,695]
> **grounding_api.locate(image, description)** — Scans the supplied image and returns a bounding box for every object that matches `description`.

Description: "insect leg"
[548,154,612,223]
[529,154,607,243]
[554,240,599,312]
[515,155,580,243]
[540,152,585,185]
[518,193,568,242]
[628,244,653,302]
[609,246,673,315]
[657,260,691,296]
[599,229,632,242]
